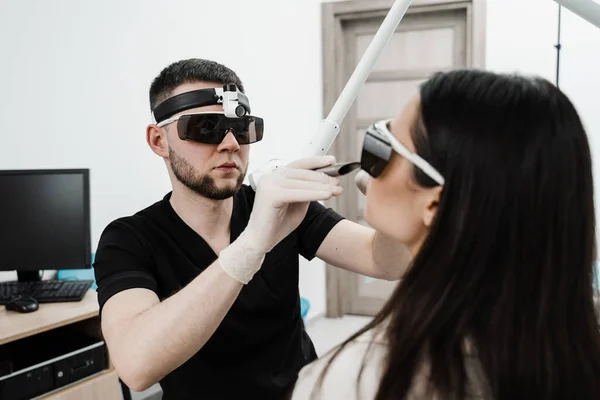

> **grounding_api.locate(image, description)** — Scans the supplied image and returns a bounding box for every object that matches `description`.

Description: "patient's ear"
[423,186,443,227]
[146,124,169,158]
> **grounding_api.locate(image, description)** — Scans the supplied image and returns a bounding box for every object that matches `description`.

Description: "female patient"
[291,69,600,400]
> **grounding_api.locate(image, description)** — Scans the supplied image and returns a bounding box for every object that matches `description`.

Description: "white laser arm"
[554,0,600,28]
[248,0,413,190]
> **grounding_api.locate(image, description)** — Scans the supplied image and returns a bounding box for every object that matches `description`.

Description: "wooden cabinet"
[0,290,121,399]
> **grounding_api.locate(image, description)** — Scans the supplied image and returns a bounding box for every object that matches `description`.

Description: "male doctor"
[93,58,407,400]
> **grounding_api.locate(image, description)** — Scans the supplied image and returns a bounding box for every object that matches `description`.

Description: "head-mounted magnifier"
[152,84,264,145]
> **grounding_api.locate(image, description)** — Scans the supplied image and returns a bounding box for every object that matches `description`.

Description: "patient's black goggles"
[360,119,445,185]
[156,112,264,145]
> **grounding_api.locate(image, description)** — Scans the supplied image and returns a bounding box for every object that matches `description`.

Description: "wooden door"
[324,1,478,316]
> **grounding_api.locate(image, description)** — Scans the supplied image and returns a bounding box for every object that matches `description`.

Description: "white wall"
[559,6,600,233]
[0,0,599,320]
[487,0,600,203]
[485,0,558,80]
[0,0,331,319]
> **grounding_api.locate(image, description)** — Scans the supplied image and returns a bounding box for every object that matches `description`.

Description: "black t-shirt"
[93,185,344,400]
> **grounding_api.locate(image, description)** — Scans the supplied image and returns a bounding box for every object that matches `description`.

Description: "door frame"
[322,0,487,318]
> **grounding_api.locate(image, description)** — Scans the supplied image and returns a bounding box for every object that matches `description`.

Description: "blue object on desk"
[300,297,310,320]
[56,253,97,290]
[594,261,599,290]
[56,268,97,290]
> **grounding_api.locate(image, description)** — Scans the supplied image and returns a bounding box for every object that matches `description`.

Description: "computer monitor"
[0,169,91,282]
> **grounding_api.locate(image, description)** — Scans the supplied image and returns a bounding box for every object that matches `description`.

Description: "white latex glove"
[354,169,370,195]
[246,155,343,252]
[219,155,343,283]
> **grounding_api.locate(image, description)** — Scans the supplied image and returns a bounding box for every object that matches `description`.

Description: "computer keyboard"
[0,280,93,304]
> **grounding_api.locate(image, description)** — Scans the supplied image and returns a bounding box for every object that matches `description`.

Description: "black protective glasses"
[157,112,264,145]
[360,119,445,185]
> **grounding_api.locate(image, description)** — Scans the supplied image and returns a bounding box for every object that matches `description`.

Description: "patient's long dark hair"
[316,70,600,399]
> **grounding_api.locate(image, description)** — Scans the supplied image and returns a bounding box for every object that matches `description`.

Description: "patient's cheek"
[364,179,423,245]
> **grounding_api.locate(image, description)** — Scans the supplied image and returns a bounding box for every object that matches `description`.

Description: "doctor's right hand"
[243,155,343,254]
[219,155,343,285]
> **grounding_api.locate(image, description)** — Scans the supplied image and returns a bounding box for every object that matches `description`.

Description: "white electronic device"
[554,0,600,28]
[248,0,414,190]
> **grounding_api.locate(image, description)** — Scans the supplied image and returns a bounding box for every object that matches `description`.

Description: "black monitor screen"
[0,169,91,272]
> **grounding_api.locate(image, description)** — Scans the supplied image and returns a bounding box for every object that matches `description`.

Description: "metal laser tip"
[314,161,362,177]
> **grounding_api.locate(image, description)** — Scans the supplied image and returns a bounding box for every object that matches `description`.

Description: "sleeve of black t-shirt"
[93,218,158,312]
[297,201,345,261]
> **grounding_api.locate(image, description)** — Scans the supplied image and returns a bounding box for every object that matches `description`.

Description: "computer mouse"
[5,296,39,313]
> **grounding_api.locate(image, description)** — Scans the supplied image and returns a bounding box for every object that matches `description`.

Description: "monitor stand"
[17,270,42,282]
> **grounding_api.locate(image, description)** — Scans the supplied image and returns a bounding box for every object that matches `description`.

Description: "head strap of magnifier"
[152,83,251,124]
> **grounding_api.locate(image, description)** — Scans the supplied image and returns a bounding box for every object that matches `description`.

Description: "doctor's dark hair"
[149,58,245,111]
[312,70,600,400]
